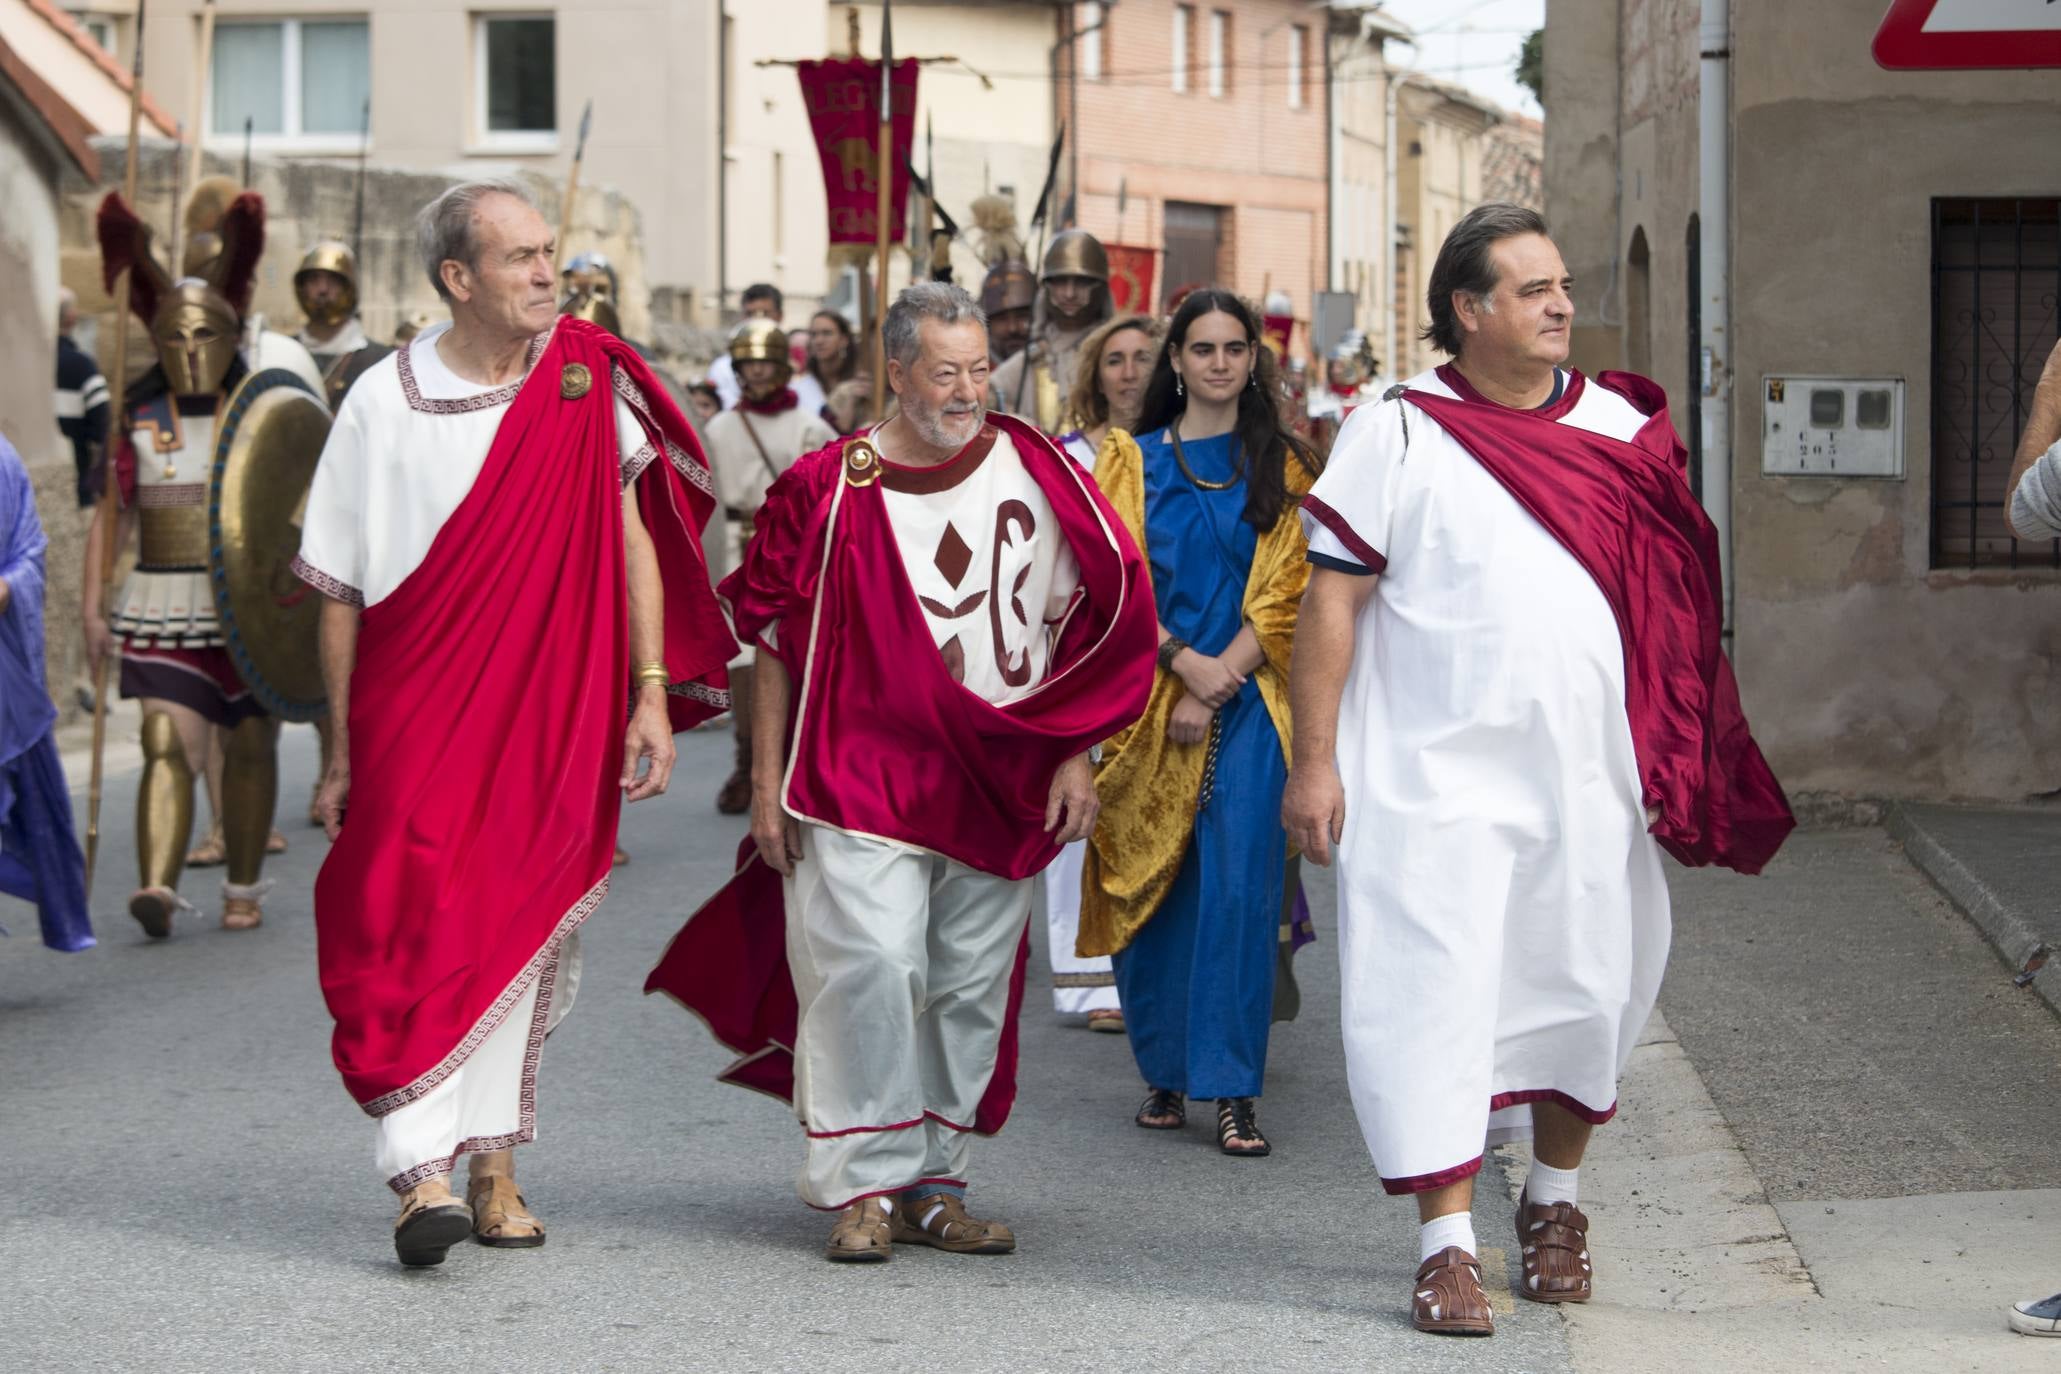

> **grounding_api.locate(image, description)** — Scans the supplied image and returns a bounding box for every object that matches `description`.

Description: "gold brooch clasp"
[560,363,593,400]
[842,436,881,487]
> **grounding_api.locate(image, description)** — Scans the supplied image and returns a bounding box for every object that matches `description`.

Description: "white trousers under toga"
[786,824,1031,1211]
[374,935,582,1193]
[1040,839,1120,1015]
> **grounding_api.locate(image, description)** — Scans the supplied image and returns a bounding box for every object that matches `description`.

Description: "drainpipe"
[1383,70,1398,378]
[1698,0,1733,627]
[1326,26,1339,290]
[716,3,730,321]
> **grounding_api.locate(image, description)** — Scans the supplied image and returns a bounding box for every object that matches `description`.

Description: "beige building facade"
[1546,0,2061,803]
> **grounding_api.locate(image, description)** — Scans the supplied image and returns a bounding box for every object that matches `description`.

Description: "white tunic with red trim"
[1301,366,1672,1195]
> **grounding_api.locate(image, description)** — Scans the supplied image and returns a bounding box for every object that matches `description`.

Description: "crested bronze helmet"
[294,240,360,327]
[153,279,242,396]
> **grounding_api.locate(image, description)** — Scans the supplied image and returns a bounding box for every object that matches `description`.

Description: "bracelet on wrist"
[1156,638,1189,672]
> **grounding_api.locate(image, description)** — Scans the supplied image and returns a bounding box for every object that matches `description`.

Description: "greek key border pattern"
[612,366,716,497]
[622,440,658,490]
[362,877,607,1118]
[395,329,550,415]
[667,679,731,710]
[382,946,562,1194]
[290,554,364,607]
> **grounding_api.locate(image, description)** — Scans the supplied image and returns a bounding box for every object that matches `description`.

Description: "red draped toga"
[317,318,735,1114]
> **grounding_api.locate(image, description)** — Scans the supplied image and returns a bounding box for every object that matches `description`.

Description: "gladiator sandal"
[220,881,267,932]
[1514,1192,1594,1303]
[1216,1097,1271,1157]
[1134,1087,1185,1130]
[467,1174,547,1249]
[1413,1246,1495,1336]
[889,1194,1016,1255]
[823,1197,893,1263]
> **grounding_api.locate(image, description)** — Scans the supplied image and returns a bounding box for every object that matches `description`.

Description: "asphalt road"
[6,724,2057,1372]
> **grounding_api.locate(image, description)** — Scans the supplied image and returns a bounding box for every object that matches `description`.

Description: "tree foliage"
[1517,28,1544,109]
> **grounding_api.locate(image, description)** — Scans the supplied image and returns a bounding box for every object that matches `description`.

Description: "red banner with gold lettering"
[1106,244,1158,314]
[797,58,919,245]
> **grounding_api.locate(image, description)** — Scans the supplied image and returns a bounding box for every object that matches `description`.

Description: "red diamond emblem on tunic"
[934,522,974,588]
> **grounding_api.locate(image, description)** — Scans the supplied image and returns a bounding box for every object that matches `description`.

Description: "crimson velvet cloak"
[1402,366,1794,875]
[646,413,1156,1130]
[317,318,734,1114]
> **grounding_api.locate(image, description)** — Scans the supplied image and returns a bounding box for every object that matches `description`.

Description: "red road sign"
[1874,0,2061,69]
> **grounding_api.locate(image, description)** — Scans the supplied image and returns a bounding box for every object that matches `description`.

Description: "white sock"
[1419,1211,1477,1263]
[876,1196,894,1215]
[1527,1158,1580,1206]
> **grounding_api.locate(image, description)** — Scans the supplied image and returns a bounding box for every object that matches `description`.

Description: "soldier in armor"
[185,176,328,396]
[989,229,1114,431]
[980,259,1036,366]
[296,240,394,411]
[701,318,835,813]
[83,189,323,936]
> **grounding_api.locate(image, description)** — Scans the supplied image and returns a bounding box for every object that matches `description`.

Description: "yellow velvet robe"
[1077,427,1313,959]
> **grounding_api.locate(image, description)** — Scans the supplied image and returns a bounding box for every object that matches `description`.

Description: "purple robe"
[0,434,90,951]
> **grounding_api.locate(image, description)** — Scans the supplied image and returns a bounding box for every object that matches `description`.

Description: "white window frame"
[1207,10,1226,99]
[203,17,370,157]
[471,11,559,156]
[1287,25,1305,109]
[1078,2,1104,82]
[1172,5,1190,93]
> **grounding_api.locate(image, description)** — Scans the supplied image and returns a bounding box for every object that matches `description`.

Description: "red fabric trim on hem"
[924,1110,975,1133]
[803,1115,925,1140]
[1376,1088,1618,1196]
[1301,493,1388,573]
[803,1177,969,1213]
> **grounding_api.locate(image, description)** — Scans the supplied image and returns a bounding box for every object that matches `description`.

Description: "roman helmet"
[980,260,1037,317]
[294,240,360,328]
[1040,229,1111,285]
[560,284,623,337]
[393,311,436,345]
[99,186,264,397]
[728,317,793,389]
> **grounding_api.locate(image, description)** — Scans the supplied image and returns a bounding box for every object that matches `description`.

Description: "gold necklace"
[1168,426,1239,491]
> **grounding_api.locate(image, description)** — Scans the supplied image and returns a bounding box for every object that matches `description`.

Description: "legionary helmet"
[294,241,360,327]
[981,260,1037,317]
[728,317,793,386]
[561,284,623,337]
[561,251,620,302]
[1040,229,1110,284]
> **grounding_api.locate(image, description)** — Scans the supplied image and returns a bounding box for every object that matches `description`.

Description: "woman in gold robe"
[1079,290,1318,1156]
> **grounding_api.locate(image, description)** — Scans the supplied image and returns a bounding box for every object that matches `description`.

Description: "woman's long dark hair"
[1133,289,1321,530]
[805,309,860,390]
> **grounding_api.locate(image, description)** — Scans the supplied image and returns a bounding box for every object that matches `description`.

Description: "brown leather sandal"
[824,1197,893,1263]
[1515,1192,1593,1303]
[220,897,263,931]
[889,1194,1016,1255]
[1413,1246,1495,1336]
[393,1194,474,1268]
[466,1174,546,1249]
[128,886,182,939]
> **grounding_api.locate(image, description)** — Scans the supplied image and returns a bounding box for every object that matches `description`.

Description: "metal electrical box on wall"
[1761,377,1906,478]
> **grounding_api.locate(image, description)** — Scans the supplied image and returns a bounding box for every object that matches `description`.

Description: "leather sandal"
[1413,1246,1495,1336]
[185,834,226,868]
[1086,1008,1126,1033]
[1135,1087,1185,1129]
[1515,1191,1593,1303]
[394,1194,475,1268]
[1216,1097,1271,1157]
[824,1197,893,1263]
[467,1174,546,1249]
[128,886,180,939]
[889,1194,1015,1255]
[220,897,262,931]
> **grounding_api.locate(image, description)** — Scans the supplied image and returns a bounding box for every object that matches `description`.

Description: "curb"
[1886,802,2059,1022]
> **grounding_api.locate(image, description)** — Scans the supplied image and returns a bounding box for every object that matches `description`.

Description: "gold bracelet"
[632,661,670,688]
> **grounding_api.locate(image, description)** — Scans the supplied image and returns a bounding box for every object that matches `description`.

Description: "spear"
[555,99,593,271]
[185,0,214,194]
[1027,121,1065,272]
[351,96,371,262]
[166,121,184,273]
[870,0,895,424]
[86,0,151,896]
[240,114,251,186]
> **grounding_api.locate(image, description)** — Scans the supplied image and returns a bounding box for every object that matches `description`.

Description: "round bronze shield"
[209,368,334,721]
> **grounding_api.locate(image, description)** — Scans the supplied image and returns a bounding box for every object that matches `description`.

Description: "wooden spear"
[86,0,151,896]
[555,100,593,271]
[870,0,895,426]
[186,0,214,194]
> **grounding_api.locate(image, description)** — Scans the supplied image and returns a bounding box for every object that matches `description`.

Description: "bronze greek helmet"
[1040,229,1110,284]
[981,260,1037,316]
[153,279,243,396]
[294,241,360,327]
[727,317,794,387]
[560,284,622,337]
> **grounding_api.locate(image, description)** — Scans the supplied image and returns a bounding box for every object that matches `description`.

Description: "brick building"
[1063,0,1329,336]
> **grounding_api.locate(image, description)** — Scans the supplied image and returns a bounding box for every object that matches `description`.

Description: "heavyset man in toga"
[297,180,733,1267]
[1284,204,1793,1337]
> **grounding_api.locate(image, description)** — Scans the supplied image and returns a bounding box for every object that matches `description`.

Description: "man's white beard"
[907,397,984,450]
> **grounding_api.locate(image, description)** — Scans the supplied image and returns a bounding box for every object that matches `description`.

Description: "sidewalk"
[1890,802,2061,1019]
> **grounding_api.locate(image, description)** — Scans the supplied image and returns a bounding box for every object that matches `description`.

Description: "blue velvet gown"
[1111,427,1288,1100]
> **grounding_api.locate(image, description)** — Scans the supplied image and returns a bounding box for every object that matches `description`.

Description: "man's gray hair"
[417,178,539,302]
[883,281,986,366]
[1421,202,1550,356]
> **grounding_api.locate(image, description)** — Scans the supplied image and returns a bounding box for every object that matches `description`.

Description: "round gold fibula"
[561,363,593,400]
[842,436,881,487]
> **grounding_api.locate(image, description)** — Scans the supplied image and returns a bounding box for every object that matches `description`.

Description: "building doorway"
[1163,201,1224,309]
